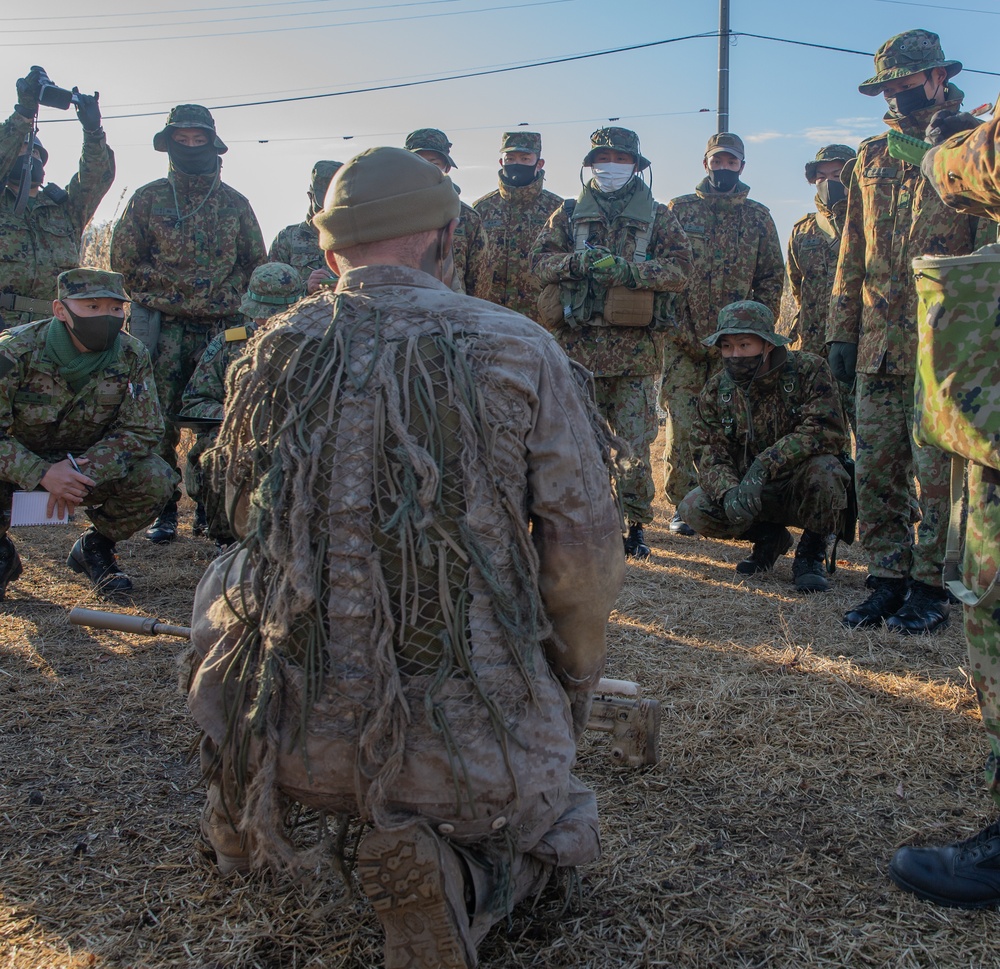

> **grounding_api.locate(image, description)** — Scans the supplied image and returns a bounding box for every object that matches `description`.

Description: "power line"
[874,0,1000,14]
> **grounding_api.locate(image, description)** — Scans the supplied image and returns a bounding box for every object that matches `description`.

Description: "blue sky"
[7,0,998,249]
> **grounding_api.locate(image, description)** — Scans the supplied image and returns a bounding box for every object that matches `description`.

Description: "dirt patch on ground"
[0,433,991,968]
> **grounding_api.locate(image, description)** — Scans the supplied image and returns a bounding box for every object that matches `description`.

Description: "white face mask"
[591,162,634,193]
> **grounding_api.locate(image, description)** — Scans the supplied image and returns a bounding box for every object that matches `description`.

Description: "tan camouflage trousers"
[594,375,657,525]
[964,463,1000,808]
[856,373,950,585]
[659,342,714,507]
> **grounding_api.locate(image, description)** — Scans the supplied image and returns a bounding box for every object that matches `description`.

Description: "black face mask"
[887,77,935,117]
[816,179,846,207]
[708,168,740,193]
[7,155,44,186]
[64,305,124,352]
[724,353,765,384]
[167,142,220,175]
[500,163,538,188]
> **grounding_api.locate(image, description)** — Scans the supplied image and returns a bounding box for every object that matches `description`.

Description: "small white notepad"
[10,491,68,526]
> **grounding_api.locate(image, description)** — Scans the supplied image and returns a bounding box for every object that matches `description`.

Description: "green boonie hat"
[702,300,789,348]
[57,268,130,302]
[500,131,541,155]
[310,160,343,202]
[705,131,745,162]
[404,128,457,169]
[239,263,304,320]
[805,144,857,183]
[859,29,962,96]
[583,127,650,171]
[153,104,228,154]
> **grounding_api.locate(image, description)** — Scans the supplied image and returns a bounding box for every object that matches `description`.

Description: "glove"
[15,66,45,118]
[590,256,634,288]
[569,248,605,279]
[74,89,102,133]
[827,341,858,384]
[925,109,982,147]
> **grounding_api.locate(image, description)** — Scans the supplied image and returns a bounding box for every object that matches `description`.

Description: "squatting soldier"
[404,127,493,299]
[533,126,693,557]
[678,301,850,593]
[889,107,1000,908]
[111,104,266,545]
[828,29,978,633]
[473,131,563,320]
[662,132,784,536]
[267,160,342,293]
[179,262,304,544]
[186,147,624,967]
[0,67,114,328]
[0,269,175,597]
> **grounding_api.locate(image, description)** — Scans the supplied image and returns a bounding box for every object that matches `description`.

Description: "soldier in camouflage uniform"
[661,132,784,536]
[472,131,563,320]
[0,67,114,329]
[267,160,342,293]
[0,269,175,598]
[889,109,1000,909]
[111,104,266,545]
[828,29,978,633]
[404,128,493,299]
[179,262,303,544]
[532,127,693,557]
[678,301,850,592]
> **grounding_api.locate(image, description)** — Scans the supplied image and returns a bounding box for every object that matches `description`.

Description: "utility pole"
[718,0,730,133]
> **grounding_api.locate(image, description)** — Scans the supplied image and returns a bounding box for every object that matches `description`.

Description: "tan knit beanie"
[313,146,461,251]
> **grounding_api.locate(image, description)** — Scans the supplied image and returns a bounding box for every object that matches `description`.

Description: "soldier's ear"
[325,251,340,275]
[52,299,69,323]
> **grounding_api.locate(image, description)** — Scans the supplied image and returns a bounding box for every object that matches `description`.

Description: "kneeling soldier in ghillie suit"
[532,126,693,558]
[0,269,175,597]
[267,160,342,294]
[678,301,850,593]
[179,262,303,543]
[185,147,624,968]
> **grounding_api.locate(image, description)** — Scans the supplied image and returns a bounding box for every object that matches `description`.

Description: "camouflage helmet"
[705,131,745,163]
[500,131,541,155]
[583,127,650,171]
[239,263,304,320]
[804,144,857,183]
[858,29,962,96]
[57,268,130,302]
[310,160,343,203]
[153,104,228,154]
[404,128,457,169]
[702,300,790,348]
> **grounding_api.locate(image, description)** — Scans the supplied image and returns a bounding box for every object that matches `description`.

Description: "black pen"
[67,453,92,494]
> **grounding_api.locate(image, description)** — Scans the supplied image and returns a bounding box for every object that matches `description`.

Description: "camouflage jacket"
[473,176,563,319]
[827,93,980,375]
[179,320,259,421]
[532,180,693,377]
[452,200,492,299]
[667,178,784,349]
[111,171,266,321]
[0,110,115,313]
[781,193,848,355]
[0,319,163,491]
[925,111,1000,221]
[692,348,849,502]
[267,218,326,288]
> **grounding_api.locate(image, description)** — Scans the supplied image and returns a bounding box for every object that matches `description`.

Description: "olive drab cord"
[168,163,221,230]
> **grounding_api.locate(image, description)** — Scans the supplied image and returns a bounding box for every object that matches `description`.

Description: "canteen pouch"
[603,286,654,327]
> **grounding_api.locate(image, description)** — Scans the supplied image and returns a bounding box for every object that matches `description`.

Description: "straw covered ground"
[0,432,994,968]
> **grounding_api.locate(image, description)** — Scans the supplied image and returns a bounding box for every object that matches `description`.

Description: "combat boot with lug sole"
[885,579,950,634]
[67,528,133,595]
[792,529,830,593]
[735,524,792,575]
[842,576,906,628]
[624,522,651,559]
[668,513,695,537]
[0,535,23,600]
[145,500,178,544]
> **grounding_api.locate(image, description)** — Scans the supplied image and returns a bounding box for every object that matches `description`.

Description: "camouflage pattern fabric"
[0,318,175,540]
[0,111,115,327]
[453,200,492,299]
[267,220,327,288]
[659,177,784,504]
[924,111,1000,220]
[473,177,563,320]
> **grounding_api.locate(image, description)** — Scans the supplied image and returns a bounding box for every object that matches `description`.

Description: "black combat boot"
[0,534,23,600]
[890,819,1000,909]
[192,501,209,536]
[145,500,178,544]
[792,529,830,593]
[624,522,651,559]
[886,579,950,634]
[842,576,907,628]
[735,524,792,575]
[668,513,695,537]
[67,528,133,595]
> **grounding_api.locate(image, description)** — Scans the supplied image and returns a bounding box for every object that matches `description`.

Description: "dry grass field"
[0,432,993,969]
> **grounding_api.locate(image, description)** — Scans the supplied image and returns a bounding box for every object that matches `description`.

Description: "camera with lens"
[33,66,80,111]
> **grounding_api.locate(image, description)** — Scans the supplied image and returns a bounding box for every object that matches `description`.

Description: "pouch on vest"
[603,286,654,327]
[126,304,162,355]
[536,282,566,328]
[912,245,1000,472]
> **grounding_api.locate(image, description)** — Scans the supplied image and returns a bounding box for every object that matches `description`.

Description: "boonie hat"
[805,144,857,183]
[58,268,130,302]
[859,29,962,96]
[153,104,228,154]
[239,263,304,320]
[310,160,343,201]
[702,300,789,348]
[583,127,650,171]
